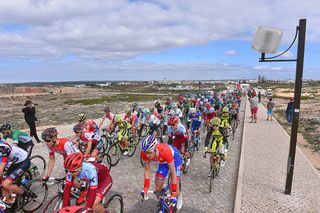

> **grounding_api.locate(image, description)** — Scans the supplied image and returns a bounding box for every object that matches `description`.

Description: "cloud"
[0,0,319,61]
[224,50,238,56]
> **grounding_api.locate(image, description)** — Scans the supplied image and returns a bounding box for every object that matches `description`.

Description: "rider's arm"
[168,164,177,196]
[0,162,6,177]
[46,154,55,177]
[98,117,106,129]
[85,140,92,157]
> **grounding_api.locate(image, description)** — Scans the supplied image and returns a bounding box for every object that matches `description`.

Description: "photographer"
[22,100,41,143]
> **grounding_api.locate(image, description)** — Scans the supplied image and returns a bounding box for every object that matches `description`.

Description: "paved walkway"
[235,100,320,212]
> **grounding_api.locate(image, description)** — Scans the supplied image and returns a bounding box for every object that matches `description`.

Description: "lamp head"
[252,26,283,54]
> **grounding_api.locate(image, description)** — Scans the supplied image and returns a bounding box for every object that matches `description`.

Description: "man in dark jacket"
[22,100,41,143]
[286,97,294,125]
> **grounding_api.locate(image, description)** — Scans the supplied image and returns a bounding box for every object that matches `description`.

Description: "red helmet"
[168,116,179,126]
[205,103,211,109]
[252,91,257,96]
[56,206,88,213]
[290,97,294,101]
[64,152,84,171]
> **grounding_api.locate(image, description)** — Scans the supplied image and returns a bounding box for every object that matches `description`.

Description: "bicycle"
[106,130,137,167]
[230,118,238,140]
[0,171,48,212]
[141,180,178,213]
[43,177,124,213]
[204,151,223,193]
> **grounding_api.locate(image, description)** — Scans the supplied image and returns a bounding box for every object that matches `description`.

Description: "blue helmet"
[141,135,158,153]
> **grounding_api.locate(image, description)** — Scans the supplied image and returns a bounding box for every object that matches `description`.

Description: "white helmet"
[168,109,175,116]
[190,108,196,114]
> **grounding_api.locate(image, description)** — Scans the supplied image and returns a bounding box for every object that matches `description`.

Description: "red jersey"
[46,138,77,157]
[140,143,175,166]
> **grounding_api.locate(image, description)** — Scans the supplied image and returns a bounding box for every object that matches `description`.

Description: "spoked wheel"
[106,143,122,167]
[104,194,124,213]
[209,167,215,193]
[29,155,46,179]
[188,140,196,160]
[127,137,137,157]
[100,153,112,170]
[20,179,48,212]
[42,194,63,212]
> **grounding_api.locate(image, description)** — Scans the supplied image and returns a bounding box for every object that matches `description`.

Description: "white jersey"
[148,114,161,126]
[0,142,28,164]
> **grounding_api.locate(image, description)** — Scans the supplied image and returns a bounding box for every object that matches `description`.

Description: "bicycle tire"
[231,120,236,140]
[127,137,137,157]
[100,153,112,170]
[20,179,48,212]
[188,140,196,160]
[104,194,124,213]
[106,143,122,167]
[42,194,63,213]
[30,155,46,179]
[209,168,214,193]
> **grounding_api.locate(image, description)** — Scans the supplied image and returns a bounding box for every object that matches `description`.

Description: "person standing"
[249,91,259,123]
[258,91,262,103]
[266,98,274,121]
[286,97,294,125]
[22,100,41,143]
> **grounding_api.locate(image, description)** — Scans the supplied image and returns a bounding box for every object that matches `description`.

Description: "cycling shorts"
[4,158,31,183]
[96,172,113,199]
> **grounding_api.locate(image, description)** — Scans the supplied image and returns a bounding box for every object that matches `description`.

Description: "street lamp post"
[252,19,307,195]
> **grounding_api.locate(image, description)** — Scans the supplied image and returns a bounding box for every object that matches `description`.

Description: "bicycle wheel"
[20,179,48,212]
[100,153,112,170]
[104,194,124,213]
[188,140,196,160]
[231,120,236,140]
[127,137,137,157]
[30,155,46,179]
[42,194,63,213]
[106,143,122,167]
[209,167,215,193]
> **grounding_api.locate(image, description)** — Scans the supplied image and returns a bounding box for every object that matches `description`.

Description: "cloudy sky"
[0,0,319,82]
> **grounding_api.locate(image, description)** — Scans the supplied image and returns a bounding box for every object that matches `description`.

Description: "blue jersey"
[188,112,202,131]
[66,162,98,187]
[167,123,186,135]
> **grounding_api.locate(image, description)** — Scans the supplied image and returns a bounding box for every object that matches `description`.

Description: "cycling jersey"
[46,138,78,157]
[63,162,112,209]
[0,142,28,164]
[147,114,161,126]
[167,123,187,151]
[230,107,239,120]
[117,121,132,141]
[203,107,215,122]
[175,108,183,118]
[3,130,32,144]
[74,131,102,155]
[124,113,138,128]
[209,129,224,153]
[102,112,114,121]
[188,112,202,131]
[84,120,99,133]
[141,144,181,180]
[220,112,230,127]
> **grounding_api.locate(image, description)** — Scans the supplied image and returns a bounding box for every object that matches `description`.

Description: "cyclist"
[0,123,34,158]
[154,100,164,114]
[72,124,102,161]
[0,140,31,205]
[203,103,216,127]
[114,115,132,156]
[42,127,78,181]
[229,101,240,126]
[219,107,232,152]
[62,152,112,213]
[140,135,183,209]
[146,109,161,139]
[137,106,148,138]
[188,108,202,149]
[124,108,138,143]
[220,106,230,128]
[205,117,226,172]
[78,114,99,133]
[98,106,115,131]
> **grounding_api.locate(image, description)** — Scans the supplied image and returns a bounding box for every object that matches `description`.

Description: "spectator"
[250,91,259,123]
[266,98,274,121]
[22,100,41,143]
[258,91,262,103]
[286,97,294,125]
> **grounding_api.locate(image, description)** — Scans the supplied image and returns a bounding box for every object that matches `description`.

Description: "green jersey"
[3,130,32,144]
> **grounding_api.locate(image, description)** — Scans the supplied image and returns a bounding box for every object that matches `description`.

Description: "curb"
[233,98,247,213]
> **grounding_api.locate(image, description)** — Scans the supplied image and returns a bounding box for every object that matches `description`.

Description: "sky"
[0,0,319,83]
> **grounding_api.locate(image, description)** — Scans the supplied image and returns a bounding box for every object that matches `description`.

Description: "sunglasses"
[44,139,52,143]
[69,170,80,173]
[212,125,219,127]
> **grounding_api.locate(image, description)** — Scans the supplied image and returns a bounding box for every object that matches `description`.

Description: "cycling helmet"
[125,108,131,114]
[171,103,177,110]
[0,123,11,132]
[149,107,155,113]
[199,101,204,106]
[114,115,122,123]
[155,100,160,108]
[104,106,110,113]
[73,124,84,133]
[41,127,58,141]
[204,98,208,103]
[141,134,158,153]
[78,113,86,122]
[137,106,143,112]
[222,106,229,113]
[211,117,220,126]
[190,108,196,114]
[168,109,175,116]
[205,103,211,109]
[64,152,84,171]
[168,116,179,126]
[144,109,150,115]
[57,206,88,213]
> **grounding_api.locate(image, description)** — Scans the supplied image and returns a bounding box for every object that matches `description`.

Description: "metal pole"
[285,19,306,195]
